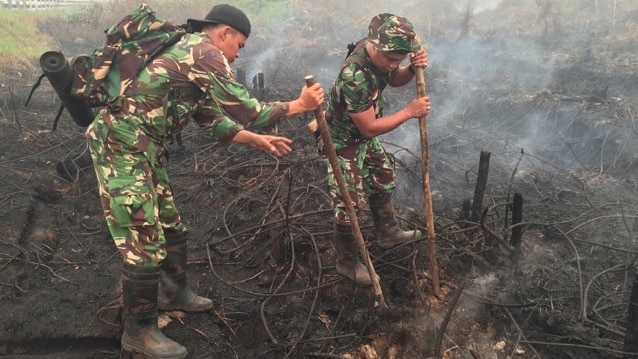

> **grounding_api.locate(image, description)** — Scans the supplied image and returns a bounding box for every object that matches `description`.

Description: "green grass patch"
[0,8,61,74]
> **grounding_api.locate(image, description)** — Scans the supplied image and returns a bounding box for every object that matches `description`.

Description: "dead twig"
[304,353,347,358]
[502,307,542,359]
[521,340,638,357]
[283,227,323,359]
[582,262,627,322]
[554,227,585,320]
[479,203,515,254]
[434,281,466,357]
[259,218,297,346]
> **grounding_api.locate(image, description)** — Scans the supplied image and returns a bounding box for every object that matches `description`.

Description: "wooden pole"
[414,40,441,297]
[305,75,387,309]
[471,151,490,223]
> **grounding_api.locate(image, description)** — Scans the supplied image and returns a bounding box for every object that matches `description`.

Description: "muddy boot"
[159,231,213,312]
[120,263,187,359]
[369,192,422,249]
[334,224,375,286]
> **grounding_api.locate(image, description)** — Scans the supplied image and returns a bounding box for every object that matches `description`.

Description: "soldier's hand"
[406,96,431,118]
[232,131,293,156]
[410,48,428,69]
[264,135,293,156]
[250,134,292,156]
[298,82,324,111]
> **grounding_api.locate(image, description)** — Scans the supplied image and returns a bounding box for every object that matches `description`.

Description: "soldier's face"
[369,46,407,73]
[219,27,246,63]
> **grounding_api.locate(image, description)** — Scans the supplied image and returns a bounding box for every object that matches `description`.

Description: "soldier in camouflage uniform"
[319,14,431,286]
[86,4,324,358]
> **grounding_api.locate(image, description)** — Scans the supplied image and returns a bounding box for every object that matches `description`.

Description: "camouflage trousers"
[86,119,187,266]
[323,137,396,226]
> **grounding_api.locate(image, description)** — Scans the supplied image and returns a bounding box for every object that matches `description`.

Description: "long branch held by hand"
[304,75,387,310]
[414,38,441,298]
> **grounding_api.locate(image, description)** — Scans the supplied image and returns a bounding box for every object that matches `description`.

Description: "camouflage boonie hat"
[367,13,420,53]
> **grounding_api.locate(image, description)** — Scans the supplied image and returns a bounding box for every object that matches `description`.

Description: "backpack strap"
[24,73,47,107]
[25,72,68,130]
[342,39,384,80]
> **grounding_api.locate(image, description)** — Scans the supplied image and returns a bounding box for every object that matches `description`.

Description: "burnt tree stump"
[251,72,267,100]
[510,192,523,248]
[471,151,490,222]
[236,68,247,87]
[624,270,638,356]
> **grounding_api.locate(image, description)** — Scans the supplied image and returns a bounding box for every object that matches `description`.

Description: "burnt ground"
[2,19,638,359]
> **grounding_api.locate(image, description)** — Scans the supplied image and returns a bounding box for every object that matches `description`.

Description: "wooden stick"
[305,75,387,309]
[414,40,441,297]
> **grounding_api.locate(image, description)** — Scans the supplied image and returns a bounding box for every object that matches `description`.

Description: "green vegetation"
[0,8,58,71]
[0,0,207,76]
[0,0,294,73]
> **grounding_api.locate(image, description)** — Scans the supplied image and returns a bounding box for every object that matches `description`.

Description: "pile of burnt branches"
[157,114,638,357]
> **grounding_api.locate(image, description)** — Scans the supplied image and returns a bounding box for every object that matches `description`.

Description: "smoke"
[473,0,502,13]
[240,22,288,89]
[234,0,638,207]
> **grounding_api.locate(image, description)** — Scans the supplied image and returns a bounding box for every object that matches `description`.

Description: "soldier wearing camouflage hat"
[86,4,323,358]
[318,13,431,286]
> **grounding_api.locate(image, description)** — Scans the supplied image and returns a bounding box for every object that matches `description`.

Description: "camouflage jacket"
[324,39,390,150]
[94,31,289,152]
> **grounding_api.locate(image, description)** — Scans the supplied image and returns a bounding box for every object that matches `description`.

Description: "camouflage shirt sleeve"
[192,96,244,145]
[189,35,289,132]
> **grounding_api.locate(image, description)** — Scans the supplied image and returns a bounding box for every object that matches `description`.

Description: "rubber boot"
[334,223,375,286]
[159,231,213,312]
[120,263,187,359]
[369,192,422,249]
